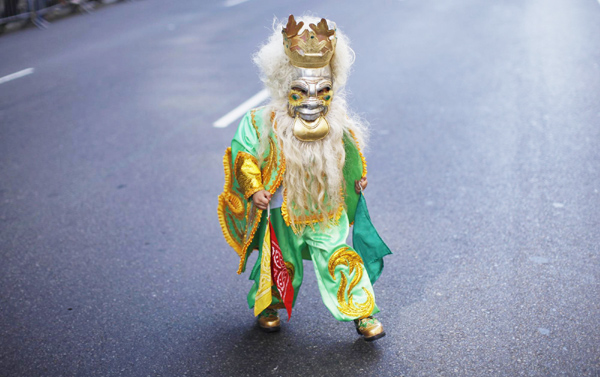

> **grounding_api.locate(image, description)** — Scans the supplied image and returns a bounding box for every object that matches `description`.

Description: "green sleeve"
[231,110,264,199]
[231,111,260,160]
[343,132,365,224]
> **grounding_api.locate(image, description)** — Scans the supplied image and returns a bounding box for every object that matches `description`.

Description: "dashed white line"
[224,0,251,7]
[0,68,34,85]
[213,89,269,128]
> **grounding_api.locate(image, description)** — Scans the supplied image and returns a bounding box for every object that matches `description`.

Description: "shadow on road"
[179,321,387,375]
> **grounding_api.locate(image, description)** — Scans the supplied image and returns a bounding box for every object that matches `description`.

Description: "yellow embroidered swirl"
[328,247,374,318]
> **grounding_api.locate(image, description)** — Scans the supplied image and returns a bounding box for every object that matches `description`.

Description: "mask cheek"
[288,91,304,107]
[320,91,333,106]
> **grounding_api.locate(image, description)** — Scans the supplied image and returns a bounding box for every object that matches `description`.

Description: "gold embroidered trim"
[236,111,285,274]
[279,133,351,230]
[217,147,244,256]
[261,138,277,187]
[281,187,345,231]
[328,247,375,318]
[237,206,262,274]
[348,129,367,178]
[271,111,277,131]
[221,150,245,221]
[254,110,285,195]
[251,108,261,138]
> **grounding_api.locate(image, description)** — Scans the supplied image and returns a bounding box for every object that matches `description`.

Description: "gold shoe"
[257,308,281,333]
[354,316,386,341]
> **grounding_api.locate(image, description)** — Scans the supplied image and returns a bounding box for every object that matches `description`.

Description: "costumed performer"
[217,15,391,341]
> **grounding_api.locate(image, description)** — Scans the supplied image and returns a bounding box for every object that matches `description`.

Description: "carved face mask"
[287,66,333,142]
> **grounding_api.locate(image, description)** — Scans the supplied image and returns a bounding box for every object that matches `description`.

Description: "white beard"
[258,98,367,230]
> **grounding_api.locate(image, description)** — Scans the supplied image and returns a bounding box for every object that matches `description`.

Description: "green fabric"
[352,193,392,284]
[228,107,284,273]
[247,208,379,322]
[342,133,364,224]
[233,110,368,273]
[231,111,260,162]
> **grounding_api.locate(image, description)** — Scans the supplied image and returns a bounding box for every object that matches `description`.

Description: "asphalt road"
[1,0,600,376]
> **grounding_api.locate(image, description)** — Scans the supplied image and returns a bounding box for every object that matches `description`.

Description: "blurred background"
[1,0,599,375]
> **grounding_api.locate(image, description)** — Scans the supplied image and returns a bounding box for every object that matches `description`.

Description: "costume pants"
[247,208,379,321]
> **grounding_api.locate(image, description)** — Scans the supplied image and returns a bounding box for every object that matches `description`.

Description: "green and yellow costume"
[218,107,390,321]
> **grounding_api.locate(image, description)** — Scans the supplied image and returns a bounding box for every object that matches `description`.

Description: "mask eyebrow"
[316,80,333,90]
[290,80,309,90]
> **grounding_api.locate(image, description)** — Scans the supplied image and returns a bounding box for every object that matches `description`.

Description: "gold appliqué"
[328,247,374,318]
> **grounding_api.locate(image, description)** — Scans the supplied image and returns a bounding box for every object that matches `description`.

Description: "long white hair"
[253,16,369,230]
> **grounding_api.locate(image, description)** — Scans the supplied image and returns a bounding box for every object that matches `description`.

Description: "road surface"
[1,0,599,375]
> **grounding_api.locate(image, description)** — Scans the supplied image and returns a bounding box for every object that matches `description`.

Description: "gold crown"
[282,15,337,69]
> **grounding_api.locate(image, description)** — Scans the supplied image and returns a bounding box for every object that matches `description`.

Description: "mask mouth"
[293,114,330,142]
[295,103,326,122]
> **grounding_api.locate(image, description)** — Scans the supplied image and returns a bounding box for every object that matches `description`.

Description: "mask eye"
[289,89,304,104]
[318,86,332,102]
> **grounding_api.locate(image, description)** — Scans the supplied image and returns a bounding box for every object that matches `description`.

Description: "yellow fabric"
[234,151,264,199]
[253,223,272,316]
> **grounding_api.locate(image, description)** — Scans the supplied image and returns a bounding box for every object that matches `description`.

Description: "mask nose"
[308,83,317,97]
[302,100,320,109]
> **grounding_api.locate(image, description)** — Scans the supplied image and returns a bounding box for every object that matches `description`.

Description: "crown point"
[282,15,337,69]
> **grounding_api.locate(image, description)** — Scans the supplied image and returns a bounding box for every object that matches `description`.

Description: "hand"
[355,177,368,194]
[252,190,272,210]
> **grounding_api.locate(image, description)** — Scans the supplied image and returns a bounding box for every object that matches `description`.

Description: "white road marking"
[224,0,250,7]
[0,68,34,85]
[213,89,269,128]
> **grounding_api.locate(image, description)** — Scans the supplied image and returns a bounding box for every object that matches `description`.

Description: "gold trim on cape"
[280,186,345,233]
[348,129,367,178]
[217,147,245,256]
[235,110,285,274]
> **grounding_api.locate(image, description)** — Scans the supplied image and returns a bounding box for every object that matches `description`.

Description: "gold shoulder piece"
[234,151,264,199]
